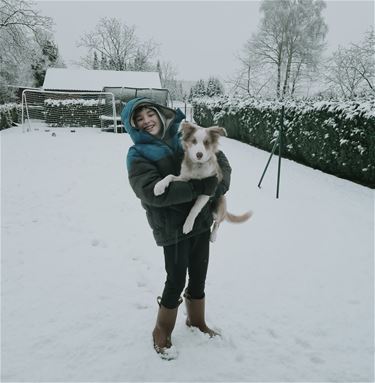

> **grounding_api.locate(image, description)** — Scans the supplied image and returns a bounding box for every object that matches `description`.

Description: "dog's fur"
[153,121,252,242]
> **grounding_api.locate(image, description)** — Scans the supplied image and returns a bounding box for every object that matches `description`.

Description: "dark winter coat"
[122,97,231,246]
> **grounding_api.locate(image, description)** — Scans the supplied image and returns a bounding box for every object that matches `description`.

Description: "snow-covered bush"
[193,96,375,188]
[0,103,21,130]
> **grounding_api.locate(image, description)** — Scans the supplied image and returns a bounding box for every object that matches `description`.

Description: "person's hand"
[191,176,218,196]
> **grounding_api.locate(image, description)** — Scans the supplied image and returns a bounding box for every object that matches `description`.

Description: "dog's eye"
[203,139,209,146]
[192,138,197,145]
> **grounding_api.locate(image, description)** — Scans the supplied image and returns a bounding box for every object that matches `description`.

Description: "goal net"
[21,89,119,132]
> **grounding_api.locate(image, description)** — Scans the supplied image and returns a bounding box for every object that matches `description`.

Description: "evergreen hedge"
[45,99,105,127]
[0,99,109,130]
[0,103,21,130]
[192,96,375,188]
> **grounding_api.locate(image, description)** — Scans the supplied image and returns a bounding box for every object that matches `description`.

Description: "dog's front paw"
[154,180,168,196]
[183,219,194,234]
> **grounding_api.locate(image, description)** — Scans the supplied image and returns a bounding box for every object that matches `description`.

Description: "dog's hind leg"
[210,196,226,242]
[183,195,210,234]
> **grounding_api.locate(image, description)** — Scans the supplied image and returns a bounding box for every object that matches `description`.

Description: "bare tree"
[0,0,54,99]
[230,40,274,97]
[281,1,326,97]
[350,28,375,92]
[324,46,364,98]
[157,60,185,100]
[323,28,374,98]
[237,0,327,99]
[0,0,52,49]
[157,60,177,87]
[252,0,289,98]
[0,0,53,67]
[78,17,158,71]
[131,40,159,71]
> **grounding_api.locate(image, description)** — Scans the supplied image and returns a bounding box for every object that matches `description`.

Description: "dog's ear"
[208,126,227,138]
[179,121,197,138]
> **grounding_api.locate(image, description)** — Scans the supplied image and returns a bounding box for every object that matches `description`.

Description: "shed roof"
[43,68,162,91]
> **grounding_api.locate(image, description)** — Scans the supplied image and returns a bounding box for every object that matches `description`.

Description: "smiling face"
[133,107,162,137]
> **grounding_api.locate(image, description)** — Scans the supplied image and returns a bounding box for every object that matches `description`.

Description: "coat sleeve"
[214,150,232,198]
[127,149,196,207]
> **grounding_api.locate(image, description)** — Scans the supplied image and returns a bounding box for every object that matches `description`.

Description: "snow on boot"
[184,290,220,337]
[152,296,181,360]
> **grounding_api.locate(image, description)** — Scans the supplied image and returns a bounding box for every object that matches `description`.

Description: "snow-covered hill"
[2,126,373,382]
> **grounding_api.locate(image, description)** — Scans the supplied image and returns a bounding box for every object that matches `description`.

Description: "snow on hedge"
[45,98,102,107]
[0,103,21,130]
[0,103,20,112]
[193,95,375,121]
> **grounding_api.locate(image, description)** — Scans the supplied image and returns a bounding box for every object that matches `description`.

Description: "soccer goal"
[21,89,119,132]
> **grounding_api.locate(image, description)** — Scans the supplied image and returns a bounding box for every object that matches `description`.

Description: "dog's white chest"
[180,161,216,179]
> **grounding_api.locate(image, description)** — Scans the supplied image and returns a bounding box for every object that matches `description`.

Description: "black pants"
[161,230,211,309]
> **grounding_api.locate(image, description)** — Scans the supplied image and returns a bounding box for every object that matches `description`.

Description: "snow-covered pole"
[111,93,117,133]
[21,91,24,133]
[22,89,32,133]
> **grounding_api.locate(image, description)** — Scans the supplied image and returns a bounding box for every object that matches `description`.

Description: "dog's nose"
[196,152,203,160]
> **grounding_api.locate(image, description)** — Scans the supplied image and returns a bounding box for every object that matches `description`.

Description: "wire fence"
[172,101,194,122]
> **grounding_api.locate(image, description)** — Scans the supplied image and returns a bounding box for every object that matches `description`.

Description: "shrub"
[45,98,106,127]
[192,96,375,188]
[0,103,21,130]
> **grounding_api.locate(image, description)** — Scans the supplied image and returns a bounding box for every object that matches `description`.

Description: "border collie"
[154,122,252,242]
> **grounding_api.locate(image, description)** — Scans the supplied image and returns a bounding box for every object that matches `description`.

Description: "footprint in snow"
[91,239,100,247]
[137,281,147,288]
[135,302,149,310]
[295,337,312,349]
[348,299,360,305]
[309,354,325,365]
[267,328,279,339]
[91,239,107,248]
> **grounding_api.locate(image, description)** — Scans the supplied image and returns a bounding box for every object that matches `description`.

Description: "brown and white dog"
[153,121,252,242]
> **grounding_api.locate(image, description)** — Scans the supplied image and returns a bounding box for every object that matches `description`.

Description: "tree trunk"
[247,65,251,96]
[282,47,293,99]
[276,47,282,99]
[291,60,303,96]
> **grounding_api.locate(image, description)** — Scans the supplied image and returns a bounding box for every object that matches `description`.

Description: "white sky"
[35,0,374,81]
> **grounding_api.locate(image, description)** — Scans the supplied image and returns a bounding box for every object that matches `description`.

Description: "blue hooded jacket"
[122,97,185,170]
[122,97,231,246]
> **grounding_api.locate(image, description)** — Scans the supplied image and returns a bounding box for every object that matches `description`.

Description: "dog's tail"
[225,210,253,223]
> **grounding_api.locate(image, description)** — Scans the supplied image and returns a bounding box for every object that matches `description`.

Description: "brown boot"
[152,297,181,360]
[184,291,220,337]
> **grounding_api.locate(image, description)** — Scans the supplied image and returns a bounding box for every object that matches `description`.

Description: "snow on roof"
[43,68,162,91]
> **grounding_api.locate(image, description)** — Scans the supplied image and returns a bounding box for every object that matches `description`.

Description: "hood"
[121,97,185,145]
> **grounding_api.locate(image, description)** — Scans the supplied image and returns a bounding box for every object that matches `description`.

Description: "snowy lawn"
[1,126,374,382]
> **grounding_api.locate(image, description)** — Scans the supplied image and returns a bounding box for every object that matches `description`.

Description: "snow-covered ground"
[1,125,374,382]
